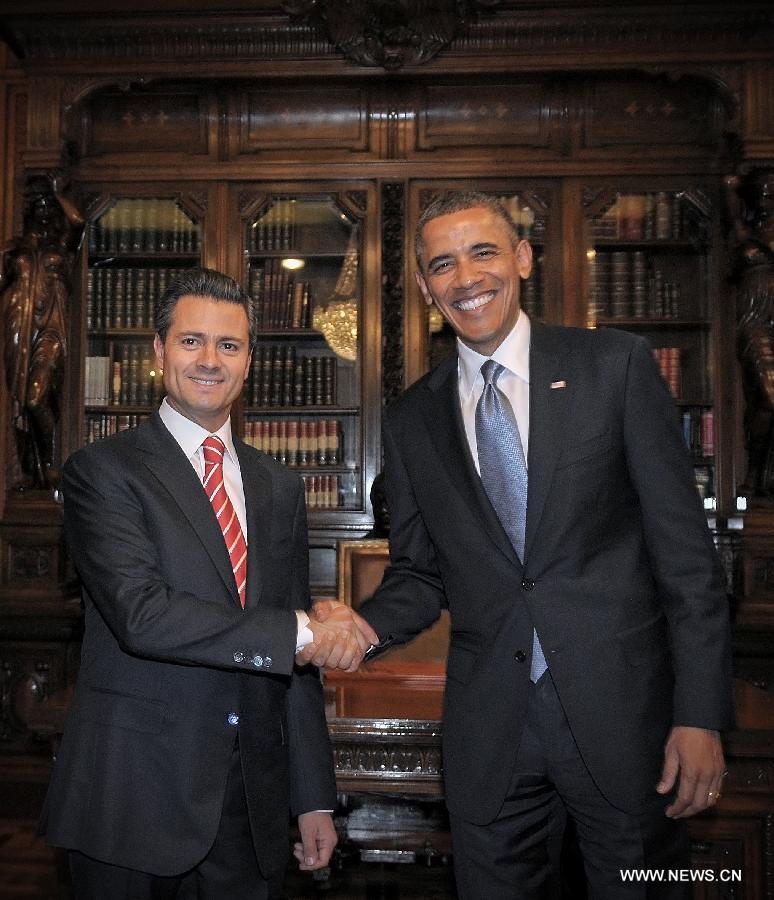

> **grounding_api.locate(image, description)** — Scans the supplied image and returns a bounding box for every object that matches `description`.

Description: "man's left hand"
[657,726,726,818]
[294,811,338,871]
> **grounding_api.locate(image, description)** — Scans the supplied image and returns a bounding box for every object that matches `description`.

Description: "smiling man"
[343,192,734,898]
[41,268,376,899]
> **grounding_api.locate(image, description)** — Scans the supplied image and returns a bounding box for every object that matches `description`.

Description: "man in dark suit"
[41,268,376,899]
[323,192,734,897]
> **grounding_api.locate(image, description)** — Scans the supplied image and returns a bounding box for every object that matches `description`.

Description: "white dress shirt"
[457,310,531,471]
[158,398,312,648]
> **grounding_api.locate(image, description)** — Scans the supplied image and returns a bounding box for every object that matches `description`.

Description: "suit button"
[521,579,535,591]
[514,650,527,663]
[233,651,246,663]
[264,657,273,669]
[228,713,240,726]
[252,655,264,668]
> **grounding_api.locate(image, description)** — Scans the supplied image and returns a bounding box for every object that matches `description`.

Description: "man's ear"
[415,270,433,307]
[516,240,534,280]
[153,333,165,370]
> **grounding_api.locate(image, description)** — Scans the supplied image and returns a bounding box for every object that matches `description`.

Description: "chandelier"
[313,225,359,362]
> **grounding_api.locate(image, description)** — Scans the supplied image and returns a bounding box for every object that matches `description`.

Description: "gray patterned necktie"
[475,359,547,682]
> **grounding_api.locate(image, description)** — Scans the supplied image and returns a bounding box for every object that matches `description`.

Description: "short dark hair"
[415,191,520,269]
[154,267,257,345]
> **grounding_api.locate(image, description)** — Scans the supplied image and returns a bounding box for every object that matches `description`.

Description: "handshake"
[295,600,379,672]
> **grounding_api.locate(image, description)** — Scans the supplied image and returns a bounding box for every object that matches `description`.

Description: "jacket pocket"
[80,685,168,734]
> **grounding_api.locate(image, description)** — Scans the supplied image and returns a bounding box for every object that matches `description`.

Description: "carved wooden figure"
[1,174,85,489]
[728,168,774,497]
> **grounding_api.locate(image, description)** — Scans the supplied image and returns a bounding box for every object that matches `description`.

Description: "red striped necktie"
[202,435,247,609]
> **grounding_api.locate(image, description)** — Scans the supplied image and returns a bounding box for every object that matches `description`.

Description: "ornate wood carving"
[328,718,443,792]
[382,181,405,408]
[283,0,502,70]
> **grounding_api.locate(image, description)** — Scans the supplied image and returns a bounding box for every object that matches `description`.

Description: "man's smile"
[453,290,496,312]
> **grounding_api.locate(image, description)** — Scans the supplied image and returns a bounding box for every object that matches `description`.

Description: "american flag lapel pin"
[550,380,567,389]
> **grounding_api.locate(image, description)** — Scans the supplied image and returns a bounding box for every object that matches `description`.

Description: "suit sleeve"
[284,486,337,814]
[358,416,447,647]
[62,444,298,677]
[622,336,734,730]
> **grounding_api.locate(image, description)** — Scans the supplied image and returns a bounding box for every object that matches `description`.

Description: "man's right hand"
[295,601,379,672]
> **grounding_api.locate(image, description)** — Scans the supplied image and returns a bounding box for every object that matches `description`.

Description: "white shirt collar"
[457,310,531,399]
[158,398,239,467]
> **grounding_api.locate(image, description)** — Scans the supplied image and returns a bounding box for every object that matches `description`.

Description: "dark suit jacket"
[360,321,733,825]
[40,412,336,877]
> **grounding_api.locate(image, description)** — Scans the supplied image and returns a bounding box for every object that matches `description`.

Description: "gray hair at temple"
[414,191,520,270]
[154,267,258,346]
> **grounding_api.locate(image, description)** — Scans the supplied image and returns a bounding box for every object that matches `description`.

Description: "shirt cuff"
[295,609,314,652]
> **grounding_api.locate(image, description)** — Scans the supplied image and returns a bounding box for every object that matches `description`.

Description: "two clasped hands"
[296,600,378,672]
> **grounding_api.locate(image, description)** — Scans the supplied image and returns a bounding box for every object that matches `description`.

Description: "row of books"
[248,198,297,252]
[682,407,714,459]
[89,200,200,255]
[85,345,161,407]
[590,251,684,321]
[592,192,700,242]
[302,475,344,509]
[653,346,682,398]
[244,418,342,467]
[246,346,336,408]
[84,413,149,444]
[88,266,190,331]
[247,261,314,330]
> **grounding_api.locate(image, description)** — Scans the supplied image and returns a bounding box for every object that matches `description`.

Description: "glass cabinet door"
[583,183,717,509]
[238,191,371,515]
[81,194,203,445]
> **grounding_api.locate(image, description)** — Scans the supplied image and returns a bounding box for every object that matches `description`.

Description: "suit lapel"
[525,321,573,560]
[425,354,521,569]
[234,437,273,611]
[137,413,241,607]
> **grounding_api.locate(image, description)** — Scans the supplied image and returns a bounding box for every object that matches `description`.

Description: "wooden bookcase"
[1,3,773,891]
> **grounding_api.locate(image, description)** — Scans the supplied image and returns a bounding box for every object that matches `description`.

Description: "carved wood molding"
[3,4,770,71]
[328,717,443,788]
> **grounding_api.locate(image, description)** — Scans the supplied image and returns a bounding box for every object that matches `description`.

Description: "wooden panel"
[583,77,726,149]
[237,86,368,154]
[79,88,210,156]
[418,82,554,151]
